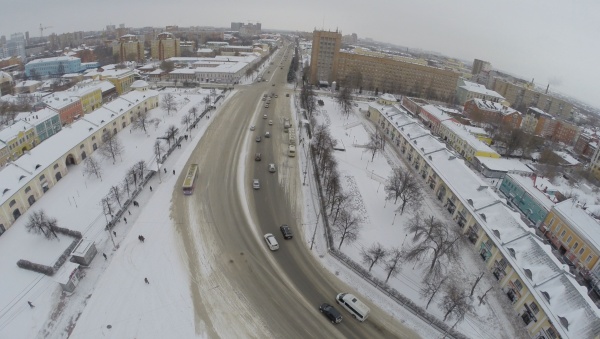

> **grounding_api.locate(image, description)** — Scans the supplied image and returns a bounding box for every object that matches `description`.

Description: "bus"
[288,145,296,157]
[182,164,199,195]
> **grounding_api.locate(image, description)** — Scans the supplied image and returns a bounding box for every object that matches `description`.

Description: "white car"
[250,125,255,131]
[268,163,276,173]
[253,179,260,190]
[268,120,273,125]
[263,114,268,119]
[264,233,279,251]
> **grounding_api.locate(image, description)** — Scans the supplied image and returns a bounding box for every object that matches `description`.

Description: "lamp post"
[310,209,321,251]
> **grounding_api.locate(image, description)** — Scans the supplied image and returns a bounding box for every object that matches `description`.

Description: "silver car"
[253,179,260,190]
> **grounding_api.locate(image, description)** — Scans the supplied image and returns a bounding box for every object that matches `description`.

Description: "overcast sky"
[2,0,598,109]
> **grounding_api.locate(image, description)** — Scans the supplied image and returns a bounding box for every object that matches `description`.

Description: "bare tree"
[384,168,423,214]
[404,217,463,279]
[131,111,152,134]
[98,132,124,164]
[439,281,473,322]
[203,95,211,111]
[478,286,494,306]
[83,156,103,181]
[127,166,138,187]
[331,209,362,250]
[384,248,403,283]
[109,185,123,208]
[189,106,198,121]
[161,93,178,115]
[421,275,449,309]
[153,140,165,163]
[165,125,179,148]
[364,133,382,162]
[135,160,148,183]
[181,113,192,131]
[336,86,353,118]
[361,243,387,272]
[331,191,352,224]
[122,175,134,198]
[25,210,59,240]
[100,196,114,219]
[469,272,485,297]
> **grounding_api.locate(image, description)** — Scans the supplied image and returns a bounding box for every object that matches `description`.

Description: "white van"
[336,293,370,321]
[288,145,296,157]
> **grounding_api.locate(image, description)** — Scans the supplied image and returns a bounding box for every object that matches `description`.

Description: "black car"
[280,225,293,239]
[319,303,342,324]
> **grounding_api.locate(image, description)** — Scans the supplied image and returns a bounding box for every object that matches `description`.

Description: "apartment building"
[573,130,598,161]
[112,34,143,62]
[309,30,342,85]
[0,71,13,96]
[463,98,522,129]
[522,107,580,145]
[42,92,84,125]
[67,86,103,114]
[367,95,600,338]
[99,69,136,94]
[493,78,574,118]
[472,59,492,75]
[150,32,180,61]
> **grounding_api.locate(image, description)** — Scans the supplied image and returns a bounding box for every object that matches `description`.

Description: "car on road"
[286,93,290,97]
[255,153,262,161]
[256,136,261,142]
[264,233,279,251]
[265,131,270,138]
[275,95,278,98]
[250,125,255,131]
[262,97,266,101]
[263,114,267,119]
[268,163,276,173]
[272,83,275,86]
[253,179,260,190]
[264,104,269,108]
[268,120,273,125]
[319,303,342,324]
[280,224,293,239]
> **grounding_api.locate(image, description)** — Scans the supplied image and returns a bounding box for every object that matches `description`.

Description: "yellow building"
[70,86,102,114]
[151,32,180,60]
[540,199,600,277]
[438,120,500,163]
[100,69,135,94]
[0,120,39,165]
[112,34,143,62]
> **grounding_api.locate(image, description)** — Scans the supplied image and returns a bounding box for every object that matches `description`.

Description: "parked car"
[319,303,342,324]
[264,233,279,251]
[256,136,261,142]
[280,224,293,239]
[255,153,262,161]
[268,163,276,173]
[253,179,260,190]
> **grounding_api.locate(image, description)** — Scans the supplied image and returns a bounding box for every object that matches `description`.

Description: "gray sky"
[2,0,598,109]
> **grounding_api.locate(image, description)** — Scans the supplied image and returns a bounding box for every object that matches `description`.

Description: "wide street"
[171,43,420,338]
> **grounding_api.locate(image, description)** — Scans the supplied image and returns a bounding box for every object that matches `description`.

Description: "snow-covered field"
[300,92,525,339]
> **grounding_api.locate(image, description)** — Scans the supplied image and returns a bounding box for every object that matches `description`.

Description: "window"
[579,247,585,256]
[9,200,16,207]
[566,236,572,244]
[39,174,45,181]
[560,230,566,238]
[586,255,593,264]
[530,302,539,314]
[547,328,558,339]
[53,164,59,169]
[573,242,579,250]
[80,144,84,149]
[514,279,523,291]
[25,186,31,193]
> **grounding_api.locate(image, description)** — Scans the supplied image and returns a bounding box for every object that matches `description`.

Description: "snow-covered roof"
[554,199,600,254]
[553,151,580,165]
[471,98,519,116]
[462,125,487,136]
[0,120,34,141]
[528,106,553,118]
[26,56,80,65]
[442,120,499,154]
[43,92,80,110]
[130,80,149,89]
[460,80,504,99]
[476,157,532,174]
[197,48,213,53]
[0,71,13,82]
[420,104,454,123]
[504,173,557,210]
[15,80,41,88]
[16,108,59,126]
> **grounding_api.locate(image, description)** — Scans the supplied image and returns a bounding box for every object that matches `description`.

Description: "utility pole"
[310,209,322,251]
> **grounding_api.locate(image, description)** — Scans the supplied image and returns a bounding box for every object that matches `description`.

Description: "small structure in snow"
[53,262,81,293]
[71,239,97,266]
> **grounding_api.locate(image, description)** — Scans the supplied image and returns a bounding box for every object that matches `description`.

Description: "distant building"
[309,30,343,86]
[151,32,180,61]
[239,23,261,36]
[98,68,136,94]
[521,107,579,145]
[463,98,522,129]
[25,56,82,77]
[14,80,42,94]
[471,59,492,75]
[573,130,598,161]
[455,79,504,105]
[342,33,358,45]
[0,71,14,96]
[493,78,574,118]
[230,22,243,31]
[112,34,143,63]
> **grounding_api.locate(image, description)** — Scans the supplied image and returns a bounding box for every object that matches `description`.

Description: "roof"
[26,56,80,65]
[420,104,455,123]
[459,80,504,99]
[0,120,34,141]
[553,199,600,254]
[53,262,80,285]
[0,71,13,82]
[379,93,396,102]
[442,120,499,154]
[503,173,557,210]
[130,80,149,88]
[43,92,80,110]
[477,157,532,173]
[15,108,59,126]
[471,98,519,116]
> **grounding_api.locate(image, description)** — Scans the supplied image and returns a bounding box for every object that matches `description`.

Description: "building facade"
[0,120,39,165]
[112,34,143,62]
[151,32,180,61]
[309,30,342,85]
[25,56,82,77]
[463,98,522,129]
[455,79,504,105]
[499,173,555,226]
[438,120,501,163]
[43,93,84,125]
[493,78,574,118]
[18,108,62,143]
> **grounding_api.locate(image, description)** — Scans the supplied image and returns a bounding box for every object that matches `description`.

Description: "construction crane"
[39,24,52,37]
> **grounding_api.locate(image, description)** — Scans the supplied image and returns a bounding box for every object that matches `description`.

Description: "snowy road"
[172,47,421,338]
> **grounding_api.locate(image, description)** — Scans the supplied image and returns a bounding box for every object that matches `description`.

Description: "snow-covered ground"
[298,92,525,339]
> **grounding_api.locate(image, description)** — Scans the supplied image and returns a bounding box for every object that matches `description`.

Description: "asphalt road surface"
[172,43,421,339]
